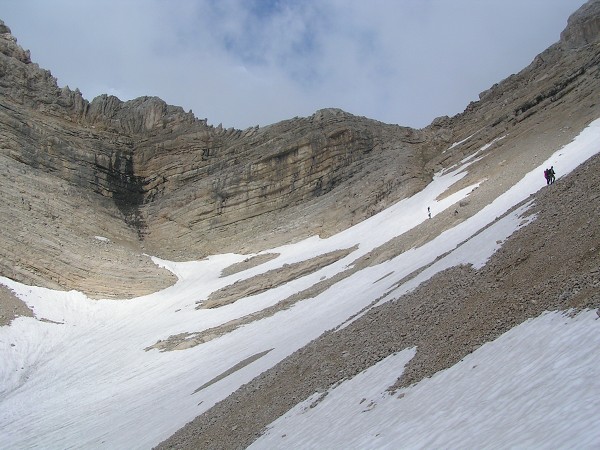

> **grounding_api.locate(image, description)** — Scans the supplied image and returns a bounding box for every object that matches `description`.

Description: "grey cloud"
[0,0,586,129]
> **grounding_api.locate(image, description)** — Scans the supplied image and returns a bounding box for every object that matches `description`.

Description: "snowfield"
[251,310,600,449]
[1,117,600,449]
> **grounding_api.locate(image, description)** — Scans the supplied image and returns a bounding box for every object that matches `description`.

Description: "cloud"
[1,0,587,129]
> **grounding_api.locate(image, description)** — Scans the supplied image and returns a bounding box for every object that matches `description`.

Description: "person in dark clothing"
[544,168,550,185]
[548,166,556,184]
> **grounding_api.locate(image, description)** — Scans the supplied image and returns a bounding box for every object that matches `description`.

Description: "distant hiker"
[427,206,431,219]
[548,166,556,184]
[544,168,550,185]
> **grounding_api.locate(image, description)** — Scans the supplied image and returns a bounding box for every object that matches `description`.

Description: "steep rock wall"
[0,20,427,294]
[0,0,599,296]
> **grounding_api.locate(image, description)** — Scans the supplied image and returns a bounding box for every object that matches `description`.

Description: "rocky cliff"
[0,1,599,448]
[0,0,599,299]
[0,20,426,298]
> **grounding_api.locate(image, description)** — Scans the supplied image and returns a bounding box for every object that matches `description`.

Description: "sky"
[1,118,599,448]
[0,0,586,129]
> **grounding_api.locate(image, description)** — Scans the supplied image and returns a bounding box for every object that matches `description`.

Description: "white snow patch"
[251,310,600,449]
[461,134,507,164]
[444,128,482,153]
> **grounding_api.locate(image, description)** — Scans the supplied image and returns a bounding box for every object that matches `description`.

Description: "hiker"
[548,166,556,184]
[544,168,550,185]
[427,206,431,219]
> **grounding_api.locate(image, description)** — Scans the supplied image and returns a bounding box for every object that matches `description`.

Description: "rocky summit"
[0,1,599,448]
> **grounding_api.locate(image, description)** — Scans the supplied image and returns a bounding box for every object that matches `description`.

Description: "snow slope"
[251,310,600,449]
[1,118,599,449]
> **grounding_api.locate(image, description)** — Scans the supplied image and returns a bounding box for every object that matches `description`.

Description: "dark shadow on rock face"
[103,150,146,237]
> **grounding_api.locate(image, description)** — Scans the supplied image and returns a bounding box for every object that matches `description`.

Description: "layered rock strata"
[0,0,599,298]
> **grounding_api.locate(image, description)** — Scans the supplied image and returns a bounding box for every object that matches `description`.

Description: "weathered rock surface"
[0,1,599,448]
[1,1,599,299]
[561,0,600,48]
[0,282,32,326]
[0,20,427,298]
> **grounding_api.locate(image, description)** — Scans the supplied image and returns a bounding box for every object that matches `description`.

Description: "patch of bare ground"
[148,249,357,352]
[436,106,584,203]
[0,284,33,326]
[193,349,273,394]
[156,152,600,450]
[147,264,359,352]
[220,253,280,277]
[197,247,356,309]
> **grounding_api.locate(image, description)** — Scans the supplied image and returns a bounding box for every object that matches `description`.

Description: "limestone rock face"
[137,108,427,258]
[85,95,196,134]
[560,0,600,49]
[0,22,427,297]
[0,0,599,298]
[0,20,30,63]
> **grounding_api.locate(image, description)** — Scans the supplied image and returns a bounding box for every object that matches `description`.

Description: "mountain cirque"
[0,0,599,448]
[158,3,600,448]
[1,1,599,300]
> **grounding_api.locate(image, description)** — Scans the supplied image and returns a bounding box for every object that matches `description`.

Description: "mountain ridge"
[0,1,600,448]
[1,1,598,298]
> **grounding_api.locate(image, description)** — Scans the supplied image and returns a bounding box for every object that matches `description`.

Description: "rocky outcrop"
[0,0,599,298]
[560,0,600,49]
[85,95,197,134]
[422,0,600,175]
[0,20,30,64]
[0,23,429,296]
[137,108,427,258]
